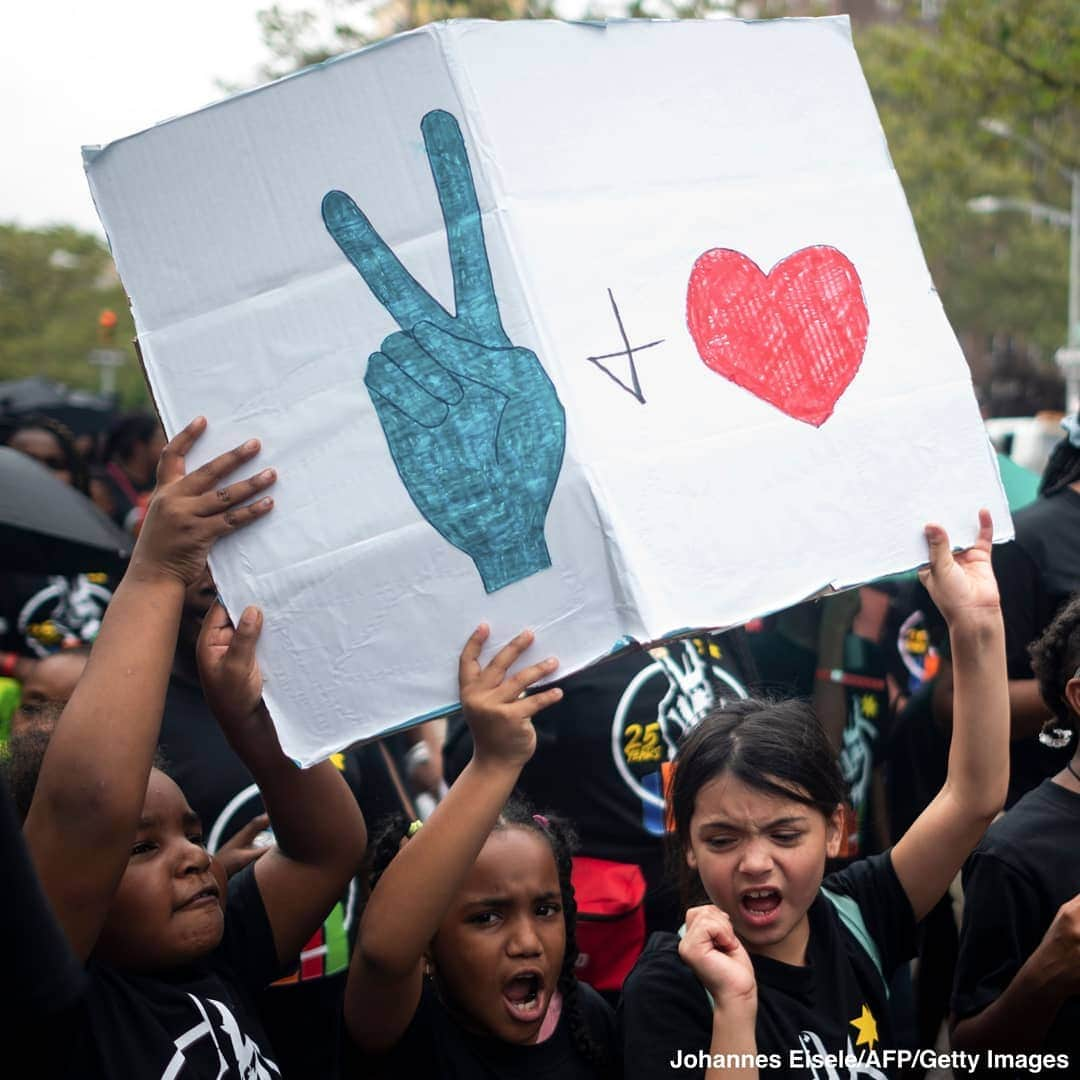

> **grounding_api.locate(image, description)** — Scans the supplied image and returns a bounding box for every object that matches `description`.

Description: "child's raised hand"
[678,905,757,1014]
[918,509,1000,626]
[216,813,272,878]
[197,601,270,741]
[1035,894,1080,993]
[131,417,275,588]
[459,625,562,769]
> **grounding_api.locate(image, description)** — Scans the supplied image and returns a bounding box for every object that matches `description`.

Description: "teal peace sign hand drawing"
[322,110,566,594]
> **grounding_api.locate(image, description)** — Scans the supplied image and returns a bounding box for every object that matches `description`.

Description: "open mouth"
[501,971,547,1024]
[740,887,782,927]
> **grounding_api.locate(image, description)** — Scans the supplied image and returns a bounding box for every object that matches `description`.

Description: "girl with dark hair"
[620,512,1009,1079]
[951,593,1080,1062]
[343,626,618,1078]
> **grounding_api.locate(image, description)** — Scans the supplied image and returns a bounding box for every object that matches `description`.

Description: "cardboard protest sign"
[85,17,1009,765]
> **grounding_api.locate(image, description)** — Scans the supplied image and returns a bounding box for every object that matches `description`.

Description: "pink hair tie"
[532,814,550,829]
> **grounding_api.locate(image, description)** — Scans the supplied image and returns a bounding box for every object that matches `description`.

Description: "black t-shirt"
[31,865,281,1080]
[443,633,755,932]
[619,852,918,1079]
[836,634,891,857]
[0,571,114,656]
[992,490,1080,802]
[953,779,1080,1061]
[1,773,87,1025]
[886,678,949,839]
[160,670,406,1079]
[345,980,618,1079]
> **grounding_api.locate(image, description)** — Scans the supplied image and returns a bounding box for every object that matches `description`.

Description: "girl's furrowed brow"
[699,814,810,831]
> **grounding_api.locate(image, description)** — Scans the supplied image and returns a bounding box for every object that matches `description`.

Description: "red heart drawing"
[686,245,869,427]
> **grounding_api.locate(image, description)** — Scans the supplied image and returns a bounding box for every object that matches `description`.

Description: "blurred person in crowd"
[991,415,1080,804]
[0,647,91,746]
[14,646,90,711]
[951,595,1080,1069]
[2,413,89,494]
[0,417,115,662]
[98,411,167,532]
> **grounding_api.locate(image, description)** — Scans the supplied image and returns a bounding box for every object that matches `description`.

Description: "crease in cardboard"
[430,23,658,637]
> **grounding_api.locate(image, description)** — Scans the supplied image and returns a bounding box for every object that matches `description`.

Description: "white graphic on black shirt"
[160,993,280,1079]
[797,1029,887,1080]
[839,696,876,821]
[205,782,357,975]
[17,574,112,656]
[610,640,748,812]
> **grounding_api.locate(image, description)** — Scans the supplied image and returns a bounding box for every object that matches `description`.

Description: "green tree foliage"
[255,0,560,81]
[255,0,1076,376]
[856,0,1078,359]
[0,223,146,404]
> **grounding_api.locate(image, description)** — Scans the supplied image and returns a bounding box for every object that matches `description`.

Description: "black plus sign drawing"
[586,289,664,404]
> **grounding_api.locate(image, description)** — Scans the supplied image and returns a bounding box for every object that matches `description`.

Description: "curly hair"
[1030,594,1080,729]
[366,796,612,1074]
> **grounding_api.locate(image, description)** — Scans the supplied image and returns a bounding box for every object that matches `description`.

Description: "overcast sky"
[1,2,277,236]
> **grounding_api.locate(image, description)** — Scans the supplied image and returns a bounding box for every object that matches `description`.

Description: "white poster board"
[85,17,1009,765]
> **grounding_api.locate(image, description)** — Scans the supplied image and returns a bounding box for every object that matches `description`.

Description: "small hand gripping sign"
[686,245,869,427]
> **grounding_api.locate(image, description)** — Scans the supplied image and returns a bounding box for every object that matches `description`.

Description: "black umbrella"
[0,376,116,438]
[0,447,132,575]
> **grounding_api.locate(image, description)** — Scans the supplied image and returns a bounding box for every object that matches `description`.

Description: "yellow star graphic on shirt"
[849,1004,879,1049]
[860,693,879,719]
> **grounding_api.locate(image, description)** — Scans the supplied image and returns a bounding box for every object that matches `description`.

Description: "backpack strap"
[680,890,889,1008]
[820,887,888,998]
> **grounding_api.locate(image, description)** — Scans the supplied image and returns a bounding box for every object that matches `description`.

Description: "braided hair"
[1029,595,1080,734]
[365,796,612,1075]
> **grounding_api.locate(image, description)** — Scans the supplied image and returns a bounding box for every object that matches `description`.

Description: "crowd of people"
[2,406,1080,1080]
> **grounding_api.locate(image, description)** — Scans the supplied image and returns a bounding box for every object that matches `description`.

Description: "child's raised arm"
[344,625,562,1053]
[891,509,1009,921]
[196,602,367,967]
[23,418,275,961]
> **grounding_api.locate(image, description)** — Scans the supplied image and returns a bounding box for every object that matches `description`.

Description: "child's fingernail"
[243,438,259,452]
[260,468,275,480]
[261,497,273,507]
[241,607,257,625]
